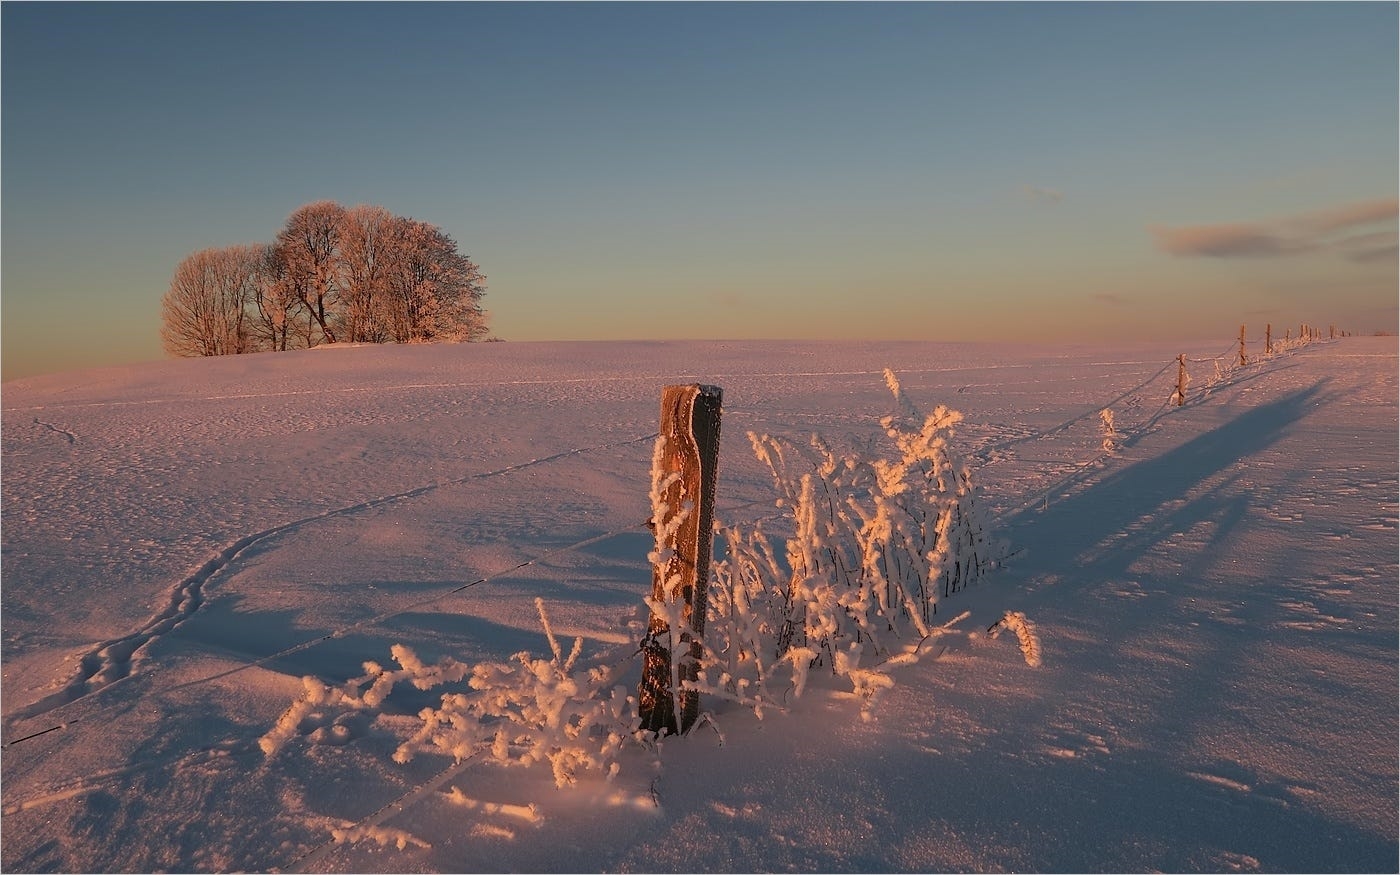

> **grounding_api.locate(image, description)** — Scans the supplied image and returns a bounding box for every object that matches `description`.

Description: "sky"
[3,2,1397,380]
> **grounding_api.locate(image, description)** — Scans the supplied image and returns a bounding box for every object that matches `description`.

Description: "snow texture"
[2,336,1396,873]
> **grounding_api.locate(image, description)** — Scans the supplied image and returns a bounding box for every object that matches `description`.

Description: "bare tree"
[248,244,305,352]
[164,201,489,358]
[383,218,488,343]
[160,245,263,358]
[336,204,396,343]
[274,201,345,345]
[422,226,488,342]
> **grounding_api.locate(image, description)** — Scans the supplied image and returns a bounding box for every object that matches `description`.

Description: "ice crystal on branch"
[262,600,642,788]
[1100,408,1118,453]
[703,369,1008,718]
[261,370,1028,812]
[989,611,1042,667]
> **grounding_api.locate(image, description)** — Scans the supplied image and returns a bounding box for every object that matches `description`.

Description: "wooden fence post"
[1266,323,1272,355]
[1238,324,1248,367]
[1176,354,1187,406]
[639,384,722,735]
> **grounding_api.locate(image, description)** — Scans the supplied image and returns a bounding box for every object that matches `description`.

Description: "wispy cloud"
[1023,185,1064,205]
[1333,230,1399,264]
[1151,224,1317,257]
[1345,244,1398,264]
[1290,199,1398,234]
[1150,197,1397,260]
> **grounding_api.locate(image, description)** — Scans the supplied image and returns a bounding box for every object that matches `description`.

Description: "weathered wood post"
[1238,324,1248,367]
[1266,323,1273,355]
[639,384,722,735]
[1175,354,1187,406]
[1329,325,1336,340]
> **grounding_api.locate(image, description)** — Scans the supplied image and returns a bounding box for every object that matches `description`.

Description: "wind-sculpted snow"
[1,338,1395,873]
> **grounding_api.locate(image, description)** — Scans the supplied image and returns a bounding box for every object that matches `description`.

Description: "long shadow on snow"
[2,684,446,874]
[1002,380,1329,589]
[603,671,1396,873]
[166,594,558,686]
[956,378,1397,867]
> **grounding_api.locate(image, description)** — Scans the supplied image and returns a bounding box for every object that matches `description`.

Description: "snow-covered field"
[2,337,1396,873]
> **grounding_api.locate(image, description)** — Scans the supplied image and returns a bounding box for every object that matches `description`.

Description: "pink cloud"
[1150,197,1398,260]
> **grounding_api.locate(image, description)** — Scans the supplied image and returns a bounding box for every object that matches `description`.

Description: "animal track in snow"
[5,432,658,733]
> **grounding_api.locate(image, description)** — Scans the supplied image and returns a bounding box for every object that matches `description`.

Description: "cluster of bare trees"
[161,201,488,358]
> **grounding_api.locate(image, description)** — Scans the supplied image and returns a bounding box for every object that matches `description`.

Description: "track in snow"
[2,432,659,740]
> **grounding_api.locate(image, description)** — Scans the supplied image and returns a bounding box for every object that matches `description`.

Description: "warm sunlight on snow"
[2,337,1396,872]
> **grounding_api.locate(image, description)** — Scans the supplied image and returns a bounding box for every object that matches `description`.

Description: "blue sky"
[3,2,1396,378]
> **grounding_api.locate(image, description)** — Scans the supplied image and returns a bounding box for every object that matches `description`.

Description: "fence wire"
[1,327,1336,867]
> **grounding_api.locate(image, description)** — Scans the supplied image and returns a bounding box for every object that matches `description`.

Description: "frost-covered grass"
[261,599,644,789]
[696,368,1014,722]
[2,337,1395,872]
[259,367,1030,795]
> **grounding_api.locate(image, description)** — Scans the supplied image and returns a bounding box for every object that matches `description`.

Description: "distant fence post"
[1329,325,1336,340]
[1238,324,1248,367]
[639,384,722,735]
[1266,323,1273,355]
[1176,354,1187,406]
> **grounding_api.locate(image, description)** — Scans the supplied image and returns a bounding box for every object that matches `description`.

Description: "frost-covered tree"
[381,218,487,343]
[274,200,345,345]
[336,204,397,344]
[248,243,305,353]
[160,245,264,358]
[165,200,490,358]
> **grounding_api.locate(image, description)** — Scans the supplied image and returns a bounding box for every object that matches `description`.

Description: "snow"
[2,337,1396,872]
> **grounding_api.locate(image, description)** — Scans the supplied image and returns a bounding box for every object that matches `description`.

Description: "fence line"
[1,321,1342,862]
[273,320,1338,871]
[988,322,1335,526]
[259,322,1333,867]
[5,323,1335,751]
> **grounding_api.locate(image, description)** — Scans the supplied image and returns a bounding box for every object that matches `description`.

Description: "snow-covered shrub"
[259,644,471,756]
[262,599,644,788]
[696,369,1008,719]
[263,369,1025,807]
[391,599,642,787]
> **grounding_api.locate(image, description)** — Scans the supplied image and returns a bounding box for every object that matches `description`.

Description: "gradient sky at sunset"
[3,2,1396,379]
